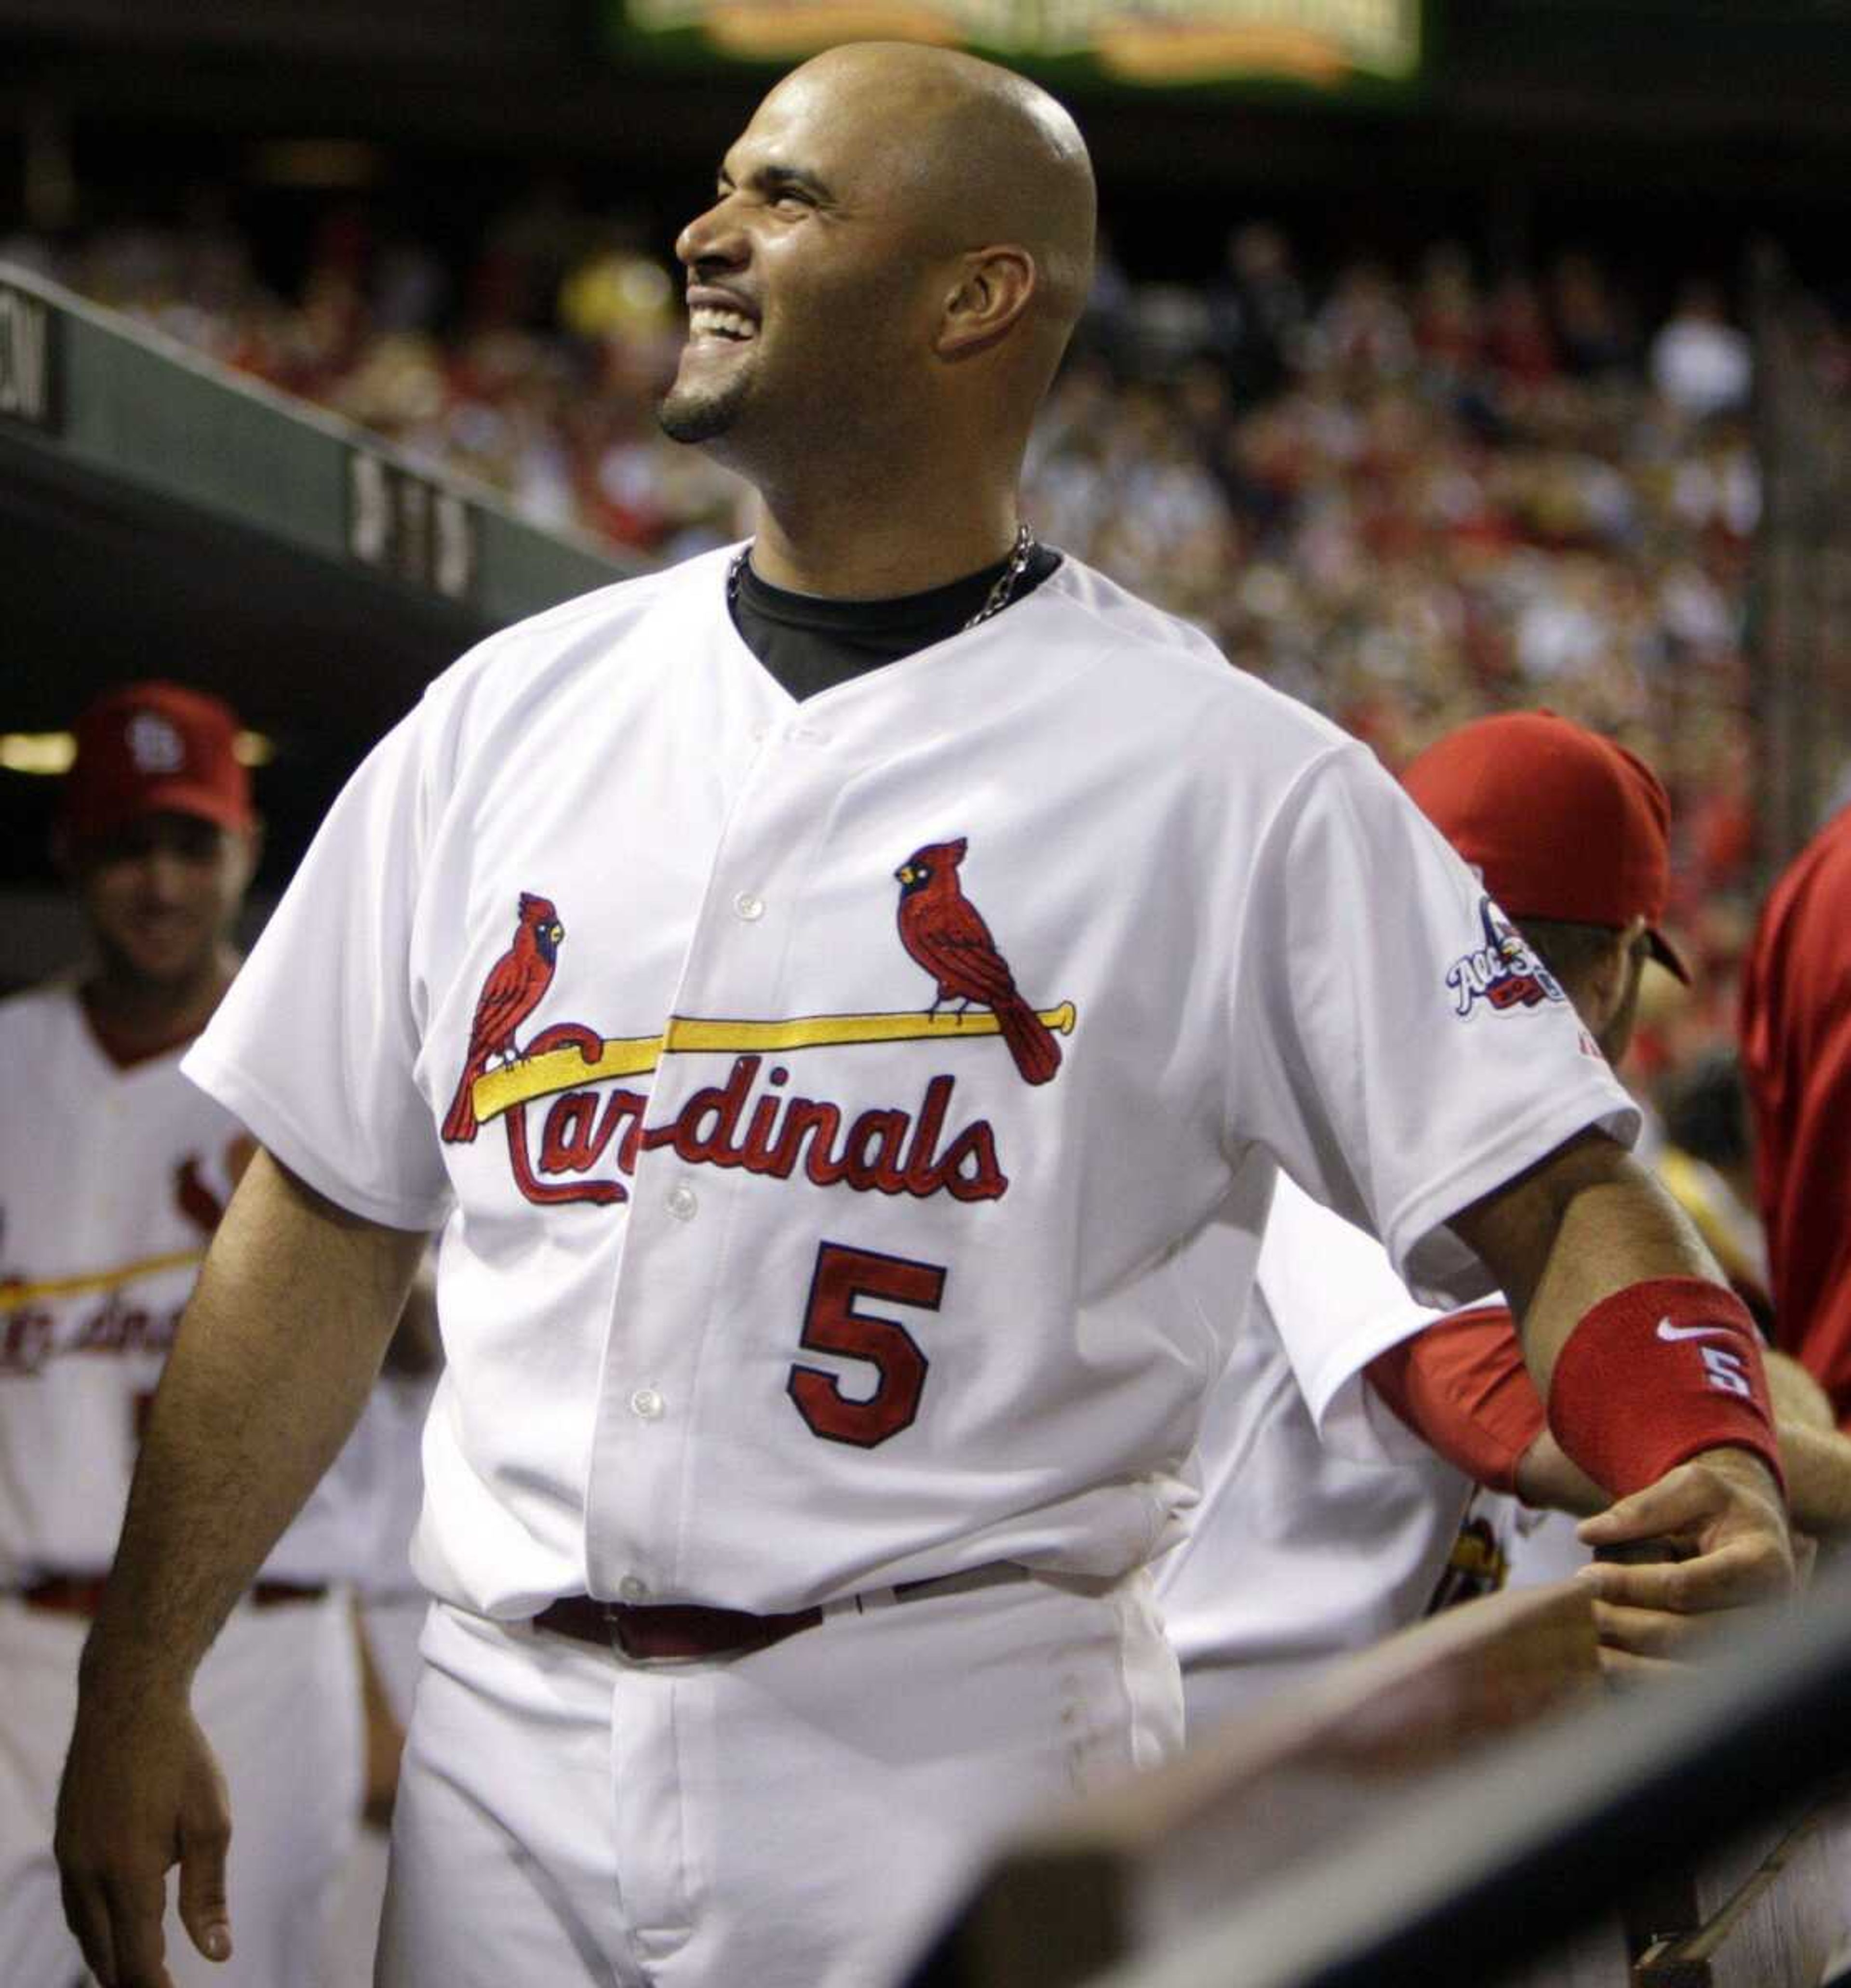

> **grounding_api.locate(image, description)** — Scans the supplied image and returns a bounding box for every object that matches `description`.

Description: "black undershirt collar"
[729,543,1063,703]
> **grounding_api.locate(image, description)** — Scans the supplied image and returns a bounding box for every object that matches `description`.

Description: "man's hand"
[45,1151,426,1982]
[1453,1136,1799,1671]
[1574,1447,1796,1678]
[55,1679,233,1987]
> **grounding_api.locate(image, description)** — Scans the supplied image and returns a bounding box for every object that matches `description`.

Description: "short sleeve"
[183,706,452,1231]
[1229,744,1639,1308]
[1256,1176,1442,1465]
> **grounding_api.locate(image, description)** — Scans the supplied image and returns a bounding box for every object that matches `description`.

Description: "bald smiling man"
[57,44,1791,1988]
[660,42,1095,600]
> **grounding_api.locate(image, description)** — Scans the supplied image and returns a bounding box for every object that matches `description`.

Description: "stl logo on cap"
[59,680,255,849]
[126,711,187,776]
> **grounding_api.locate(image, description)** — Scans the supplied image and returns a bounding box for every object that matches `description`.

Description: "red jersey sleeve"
[1365,1304,1546,1493]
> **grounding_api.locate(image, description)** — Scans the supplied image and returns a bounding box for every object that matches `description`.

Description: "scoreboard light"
[610,0,1425,92]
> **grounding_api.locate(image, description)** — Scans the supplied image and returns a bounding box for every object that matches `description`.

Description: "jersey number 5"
[789,1241,946,1448]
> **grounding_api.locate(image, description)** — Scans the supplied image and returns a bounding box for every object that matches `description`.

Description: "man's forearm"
[1454,1129,1784,1522]
[1517,1386,1849,1533]
[83,1149,428,1695]
[1452,1131,1723,1390]
[1783,1423,1851,1538]
[1513,1428,1607,1515]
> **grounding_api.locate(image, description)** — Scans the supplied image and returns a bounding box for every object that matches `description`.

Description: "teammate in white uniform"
[1165,710,1847,1723]
[55,48,1793,1988]
[0,684,368,1988]
[323,1353,441,1988]
[1155,1174,1473,1733]
[1156,712,1665,1730]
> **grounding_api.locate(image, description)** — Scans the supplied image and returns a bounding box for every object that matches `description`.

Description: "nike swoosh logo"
[1656,1318,1740,1344]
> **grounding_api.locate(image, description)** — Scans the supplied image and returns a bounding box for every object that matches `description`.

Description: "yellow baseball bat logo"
[471,1001,1079,1126]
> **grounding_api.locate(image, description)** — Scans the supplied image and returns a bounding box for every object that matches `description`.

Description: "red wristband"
[1548,1277,1784,1499]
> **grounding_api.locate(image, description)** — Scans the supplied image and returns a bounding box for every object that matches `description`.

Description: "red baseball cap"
[59,682,255,847]
[1403,709,1690,984]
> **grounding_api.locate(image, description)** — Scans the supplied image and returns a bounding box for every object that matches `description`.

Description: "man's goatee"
[658,382,741,445]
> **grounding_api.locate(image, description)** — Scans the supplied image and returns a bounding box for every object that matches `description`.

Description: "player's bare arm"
[1755,1350,1851,1548]
[1365,1270,1840,1620]
[1452,1127,1795,1669]
[56,1149,427,1988]
[1769,1423,1851,1542]
[1511,1429,1607,1516]
[1452,1128,1713,1371]
[1369,1301,1837,1531]
[1514,1357,1851,1543]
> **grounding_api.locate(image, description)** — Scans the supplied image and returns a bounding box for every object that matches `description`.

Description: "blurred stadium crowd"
[6,190,1831,1099]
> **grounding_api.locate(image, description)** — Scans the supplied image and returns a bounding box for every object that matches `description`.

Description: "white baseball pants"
[377,1567,1180,1988]
[0,1588,362,1988]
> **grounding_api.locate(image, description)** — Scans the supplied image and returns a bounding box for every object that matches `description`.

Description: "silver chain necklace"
[726,523,1035,632]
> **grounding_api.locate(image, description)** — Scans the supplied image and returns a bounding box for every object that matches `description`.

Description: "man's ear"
[1586,914,1650,1035]
[935,246,1037,360]
[233,819,266,894]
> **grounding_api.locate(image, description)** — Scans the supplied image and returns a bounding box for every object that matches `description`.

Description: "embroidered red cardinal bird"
[894,839,1061,1086]
[442,893,565,1143]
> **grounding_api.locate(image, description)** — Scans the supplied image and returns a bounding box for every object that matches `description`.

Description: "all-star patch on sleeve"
[1226,740,1639,1309]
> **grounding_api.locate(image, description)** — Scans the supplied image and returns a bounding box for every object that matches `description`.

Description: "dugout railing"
[918,1566,1851,1987]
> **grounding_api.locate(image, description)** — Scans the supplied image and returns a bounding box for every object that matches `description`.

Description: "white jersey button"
[665,1184,698,1221]
[630,1387,665,1421]
[617,1575,650,1603]
[733,891,766,922]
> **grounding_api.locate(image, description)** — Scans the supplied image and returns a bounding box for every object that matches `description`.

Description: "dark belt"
[18,1574,328,1617]
[534,1560,1031,1663]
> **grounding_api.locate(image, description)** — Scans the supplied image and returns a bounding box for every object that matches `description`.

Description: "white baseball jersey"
[184,545,1638,1622]
[1156,1176,1475,1735]
[326,1365,438,1603]
[0,978,389,1988]
[1496,1497,1591,1588]
[0,978,405,1588]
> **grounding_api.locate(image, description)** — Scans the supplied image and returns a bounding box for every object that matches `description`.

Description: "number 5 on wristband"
[1548,1277,1784,1500]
